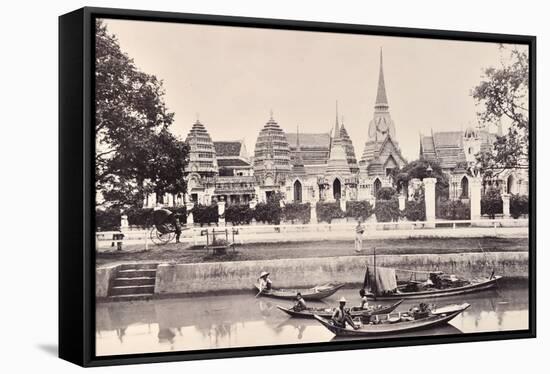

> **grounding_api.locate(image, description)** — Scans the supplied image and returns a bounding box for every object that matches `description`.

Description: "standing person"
[152,208,183,243]
[293,292,307,312]
[355,218,365,253]
[331,297,359,329]
[172,212,183,243]
[258,271,273,292]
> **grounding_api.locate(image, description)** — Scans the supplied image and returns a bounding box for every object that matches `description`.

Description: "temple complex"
[145,48,525,213]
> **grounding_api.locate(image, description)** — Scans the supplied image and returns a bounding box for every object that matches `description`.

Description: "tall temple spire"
[375,48,389,108]
[292,124,305,174]
[334,100,340,138]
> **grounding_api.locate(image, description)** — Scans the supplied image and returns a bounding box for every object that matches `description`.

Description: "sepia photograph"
[93,16,531,357]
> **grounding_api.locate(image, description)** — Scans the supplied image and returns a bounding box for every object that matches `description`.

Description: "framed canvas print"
[59,7,536,367]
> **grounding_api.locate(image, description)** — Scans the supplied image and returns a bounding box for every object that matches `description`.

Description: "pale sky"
[101,19,528,161]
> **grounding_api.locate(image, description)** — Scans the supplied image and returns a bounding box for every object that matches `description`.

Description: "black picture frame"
[59,6,536,367]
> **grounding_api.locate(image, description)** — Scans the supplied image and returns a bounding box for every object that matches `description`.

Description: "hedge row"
[481,188,503,218]
[510,194,529,218]
[315,202,345,224]
[375,199,400,222]
[96,206,187,231]
[345,200,374,221]
[437,199,470,220]
[404,199,426,222]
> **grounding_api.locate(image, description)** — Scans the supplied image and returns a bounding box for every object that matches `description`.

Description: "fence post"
[423,177,437,228]
[470,177,482,221]
[310,203,317,224]
[398,195,406,211]
[502,193,511,218]
[218,198,226,225]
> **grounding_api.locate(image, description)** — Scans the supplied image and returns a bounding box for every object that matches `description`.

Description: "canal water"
[96,278,528,356]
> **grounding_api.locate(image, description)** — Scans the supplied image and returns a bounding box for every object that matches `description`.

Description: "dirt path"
[96,236,528,267]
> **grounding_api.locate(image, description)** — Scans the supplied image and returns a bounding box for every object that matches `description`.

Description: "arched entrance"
[507,175,515,194]
[293,180,302,202]
[461,176,469,198]
[333,179,341,200]
[373,178,382,198]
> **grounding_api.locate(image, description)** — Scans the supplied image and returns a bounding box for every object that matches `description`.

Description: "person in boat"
[359,288,370,309]
[350,288,370,311]
[354,219,365,253]
[293,292,307,312]
[258,271,273,292]
[332,297,359,329]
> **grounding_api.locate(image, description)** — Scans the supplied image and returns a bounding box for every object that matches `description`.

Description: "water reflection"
[96,279,528,356]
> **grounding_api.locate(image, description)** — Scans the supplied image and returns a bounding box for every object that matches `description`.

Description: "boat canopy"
[365,266,398,294]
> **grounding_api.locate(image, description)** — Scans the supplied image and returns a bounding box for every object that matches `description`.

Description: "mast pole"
[373,247,377,296]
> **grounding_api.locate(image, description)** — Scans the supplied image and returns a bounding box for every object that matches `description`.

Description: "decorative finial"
[334,100,340,137]
[195,112,200,123]
[269,109,274,121]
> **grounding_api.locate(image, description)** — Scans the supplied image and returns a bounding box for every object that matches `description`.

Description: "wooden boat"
[363,248,502,300]
[313,303,470,337]
[254,283,345,301]
[276,299,403,319]
[366,276,502,300]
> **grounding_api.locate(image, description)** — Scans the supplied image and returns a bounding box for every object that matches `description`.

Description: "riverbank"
[96,236,528,267]
[96,249,529,299]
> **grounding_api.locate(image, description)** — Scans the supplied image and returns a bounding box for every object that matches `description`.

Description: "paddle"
[255,282,263,298]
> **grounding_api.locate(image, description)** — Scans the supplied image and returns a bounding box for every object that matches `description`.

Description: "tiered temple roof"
[420,130,495,171]
[213,140,252,175]
[339,122,359,173]
[253,113,291,182]
[184,119,218,177]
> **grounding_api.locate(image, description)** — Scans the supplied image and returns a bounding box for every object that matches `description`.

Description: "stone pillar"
[502,193,511,218]
[218,198,226,225]
[340,198,346,212]
[249,196,257,209]
[120,214,129,230]
[423,177,437,228]
[310,202,317,224]
[367,196,376,209]
[470,177,482,221]
[186,202,194,225]
[398,195,406,211]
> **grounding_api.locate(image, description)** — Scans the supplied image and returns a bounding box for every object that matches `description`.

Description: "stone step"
[110,284,155,296]
[118,263,158,271]
[113,277,156,287]
[109,293,154,302]
[117,269,157,278]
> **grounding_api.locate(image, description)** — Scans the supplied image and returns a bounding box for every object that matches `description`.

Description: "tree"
[472,46,529,177]
[394,160,449,199]
[95,20,188,207]
[481,187,503,219]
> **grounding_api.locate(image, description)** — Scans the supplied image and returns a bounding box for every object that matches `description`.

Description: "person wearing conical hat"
[258,271,273,292]
[331,296,359,329]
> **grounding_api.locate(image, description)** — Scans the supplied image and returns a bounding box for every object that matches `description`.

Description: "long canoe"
[254,283,345,301]
[314,303,470,337]
[276,299,403,319]
[367,276,501,301]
